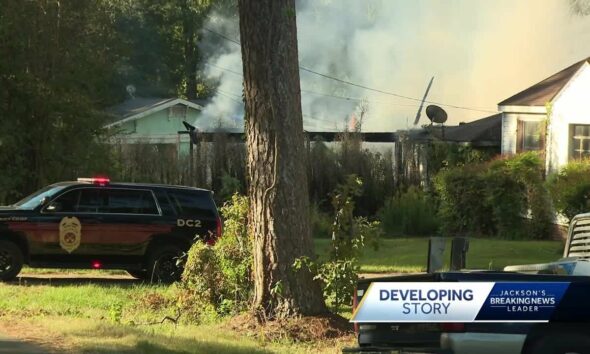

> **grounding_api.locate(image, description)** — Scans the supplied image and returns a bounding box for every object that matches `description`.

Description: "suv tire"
[0,241,23,281]
[147,245,185,283]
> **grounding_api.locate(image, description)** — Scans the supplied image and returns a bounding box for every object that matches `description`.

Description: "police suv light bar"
[77,177,110,185]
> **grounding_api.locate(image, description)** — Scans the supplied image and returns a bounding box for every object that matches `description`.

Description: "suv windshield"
[12,185,67,210]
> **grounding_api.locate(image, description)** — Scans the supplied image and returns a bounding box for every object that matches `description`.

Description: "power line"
[215,89,242,104]
[206,63,431,109]
[299,67,495,113]
[203,27,240,45]
[202,26,497,114]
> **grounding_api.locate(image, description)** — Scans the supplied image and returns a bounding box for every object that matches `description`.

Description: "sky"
[199,0,590,132]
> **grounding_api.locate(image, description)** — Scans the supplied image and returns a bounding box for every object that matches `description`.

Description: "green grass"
[4,237,564,353]
[314,237,564,273]
[0,282,351,353]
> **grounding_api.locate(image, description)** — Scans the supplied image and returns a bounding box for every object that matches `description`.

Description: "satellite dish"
[126,84,136,98]
[425,105,447,124]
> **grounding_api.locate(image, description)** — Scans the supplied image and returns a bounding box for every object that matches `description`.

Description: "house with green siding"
[104,97,206,155]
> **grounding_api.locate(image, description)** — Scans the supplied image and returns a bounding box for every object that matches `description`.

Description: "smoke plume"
[198,0,590,132]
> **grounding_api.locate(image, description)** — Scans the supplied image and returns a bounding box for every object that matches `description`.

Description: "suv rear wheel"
[0,240,23,281]
[147,245,185,283]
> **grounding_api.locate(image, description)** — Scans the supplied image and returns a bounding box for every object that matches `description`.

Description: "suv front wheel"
[0,240,23,281]
[148,245,185,283]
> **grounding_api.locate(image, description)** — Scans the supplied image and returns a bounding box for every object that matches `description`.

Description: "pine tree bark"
[238,0,327,319]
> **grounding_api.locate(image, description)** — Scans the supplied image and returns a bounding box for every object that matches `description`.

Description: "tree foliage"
[0,0,123,202]
[0,0,230,202]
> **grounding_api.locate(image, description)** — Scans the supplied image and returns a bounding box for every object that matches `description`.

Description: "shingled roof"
[498,57,590,107]
[442,113,502,146]
[403,113,502,147]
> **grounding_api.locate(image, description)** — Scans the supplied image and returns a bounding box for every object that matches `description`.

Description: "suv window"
[167,191,215,217]
[48,189,100,213]
[47,188,159,215]
[102,189,159,215]
[78,189,101,213]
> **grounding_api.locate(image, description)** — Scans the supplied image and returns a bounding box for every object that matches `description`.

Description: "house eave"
[498,105,547,114]
[104,98,204,129]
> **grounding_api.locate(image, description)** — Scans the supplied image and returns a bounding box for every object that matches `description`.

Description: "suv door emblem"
[60,216,81,253]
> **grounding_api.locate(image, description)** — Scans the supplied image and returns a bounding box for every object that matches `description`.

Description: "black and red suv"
[0,177,221,282]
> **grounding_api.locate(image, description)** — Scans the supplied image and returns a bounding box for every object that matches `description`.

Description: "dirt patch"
[0,317,68,353]
[226,312,353,343]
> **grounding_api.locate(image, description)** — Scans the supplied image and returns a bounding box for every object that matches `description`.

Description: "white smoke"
[198,0,590,132]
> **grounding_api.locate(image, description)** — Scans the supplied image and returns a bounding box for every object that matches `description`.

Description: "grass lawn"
[1,237,564,353]
[0,282,353,353]
[315,237,564,273]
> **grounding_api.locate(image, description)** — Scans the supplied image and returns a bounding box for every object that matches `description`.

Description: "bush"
[296,176,381,311]
[310,203,333,238]
[547,161,590,221]
[378,186,439,236]
[434,152,553,239]
[179,194,252,322]
[435,164,494,235]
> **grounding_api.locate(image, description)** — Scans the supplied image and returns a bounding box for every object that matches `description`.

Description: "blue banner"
[351,281,573,323]
[475,282,569,321]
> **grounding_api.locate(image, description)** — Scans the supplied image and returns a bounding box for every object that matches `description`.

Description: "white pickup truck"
[345,213,590,354]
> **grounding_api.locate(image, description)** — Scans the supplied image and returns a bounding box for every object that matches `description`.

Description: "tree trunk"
[238,0,327,319]
[183,2,198,100]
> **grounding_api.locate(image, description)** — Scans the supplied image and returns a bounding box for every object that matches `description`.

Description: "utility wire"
[206,63,426,108]
[203,27,497,114]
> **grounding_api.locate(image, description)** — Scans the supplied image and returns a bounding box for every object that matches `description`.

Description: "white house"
[499,56,590,174]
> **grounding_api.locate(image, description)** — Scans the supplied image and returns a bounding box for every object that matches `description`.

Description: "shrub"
[310,203,333,238]
[435,164,494,235]
[547,161,590,221]
[179,194,252,322]
[218,172,242,202]
[378,186,439,236]
[484,161,526,238]
[178,242,224,322]
[296,175,381,311]
[434,152,553,239]
[502,152,553,238]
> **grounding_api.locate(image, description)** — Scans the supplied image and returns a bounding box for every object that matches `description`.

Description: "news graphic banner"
[351,282,570,323]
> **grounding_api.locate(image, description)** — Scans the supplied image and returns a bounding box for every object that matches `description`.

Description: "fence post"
[450,237,469,271]
[427,237,446,273]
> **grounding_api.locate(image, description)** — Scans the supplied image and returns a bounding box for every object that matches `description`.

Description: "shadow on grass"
[68,323,272,354]
[12,276,143,287]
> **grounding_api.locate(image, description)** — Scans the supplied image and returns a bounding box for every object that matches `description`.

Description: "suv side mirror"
[39,196,50,206]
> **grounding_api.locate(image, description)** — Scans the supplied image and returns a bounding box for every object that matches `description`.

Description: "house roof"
[441,113,502,145]
[498,57,590,107]
[105,97,207,128]
[404,113,502,147]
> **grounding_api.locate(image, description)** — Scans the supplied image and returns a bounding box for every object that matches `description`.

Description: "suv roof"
[51,181,212,193]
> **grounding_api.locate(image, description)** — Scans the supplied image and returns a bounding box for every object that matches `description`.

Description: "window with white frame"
[570,124,590,160]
